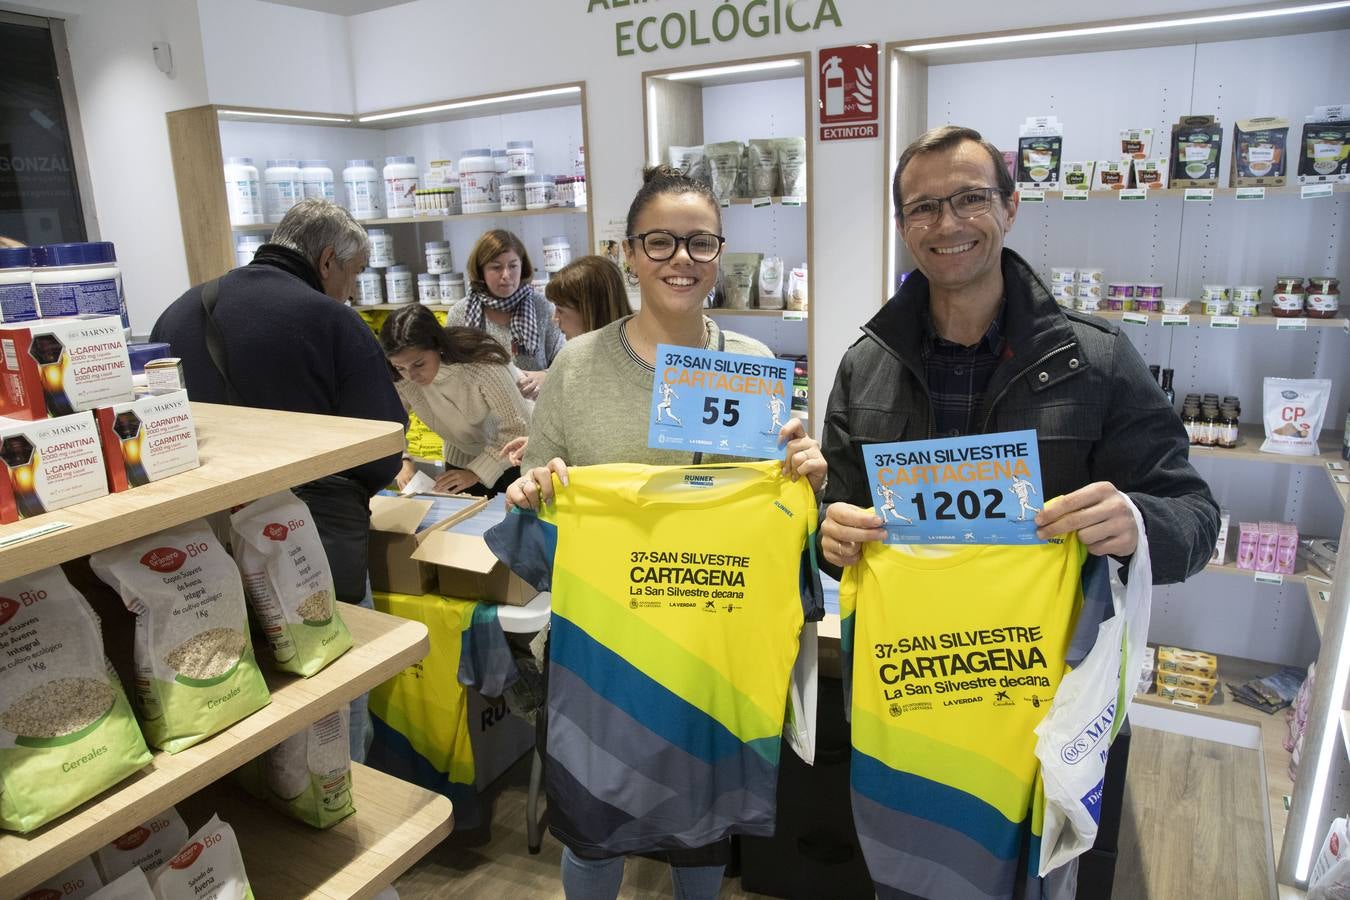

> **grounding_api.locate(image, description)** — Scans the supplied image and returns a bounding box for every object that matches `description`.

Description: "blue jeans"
[560,847,723,900]
[348,581,374,763]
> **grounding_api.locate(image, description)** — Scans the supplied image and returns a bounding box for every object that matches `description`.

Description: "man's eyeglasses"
[900,187,1008,228]
[627,231,725,263]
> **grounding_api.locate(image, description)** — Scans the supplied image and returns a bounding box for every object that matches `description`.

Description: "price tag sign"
[719,199,732,208]
[862,430,1044,545]
[1210,315,1240,330]
[1119,188,1148,201]
[1161,314,1191,327]
[780,196,804,207]
[751,196,773,208]
[1061,190,1089,201]
[1254,571,1284,586]
[1236,187,1266,200]
[1276,318,1308,332]
[1020,190,1046,202]
[1121,311,1150,326]
[1184,188,1215,202]
[648,344,792,459]
[781,310,807,321]
[1328,462,1345,470]
[1302,183,1335,200]
[0,520,71,548]
[1333,474,1350,485]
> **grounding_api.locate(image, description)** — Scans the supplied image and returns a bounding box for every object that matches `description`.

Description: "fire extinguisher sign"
[818,44,879,141]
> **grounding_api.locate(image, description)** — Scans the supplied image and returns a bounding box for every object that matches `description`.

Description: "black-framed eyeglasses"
[900,187,1008,228]
[627,230,726,262]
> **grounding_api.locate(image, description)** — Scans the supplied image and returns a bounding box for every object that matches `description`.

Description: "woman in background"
[381,304,530,496]
[447,228,564,401]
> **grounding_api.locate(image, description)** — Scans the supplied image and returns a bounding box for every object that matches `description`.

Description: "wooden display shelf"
[355,304,454,312]
[1308,578,1333,640]
[1018,185,1349,200]
[0,404,403,580]
[0,605,429,897]
[1134,651,1297,856]
[722,196,807,207]
[1089,309,1348,329]
[231,206,588,232]
[1328,462,1350,511]
[177,763,452,900]
[1189,424,1346,469]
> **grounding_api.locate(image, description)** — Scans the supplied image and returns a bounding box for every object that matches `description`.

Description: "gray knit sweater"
[523,315,772,470]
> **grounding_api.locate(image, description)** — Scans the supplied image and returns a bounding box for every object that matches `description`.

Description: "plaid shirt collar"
[920,304,1007,437]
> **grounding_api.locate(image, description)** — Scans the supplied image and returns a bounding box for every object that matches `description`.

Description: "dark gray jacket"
[821,249,1219,585]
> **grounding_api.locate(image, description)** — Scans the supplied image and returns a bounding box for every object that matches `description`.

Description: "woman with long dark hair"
[381,304,530,495]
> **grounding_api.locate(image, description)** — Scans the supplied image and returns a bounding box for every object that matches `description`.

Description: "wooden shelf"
[0,605,429,897]
[723,196,807,207]
[1088,309,1348,330]
[1308,578,1333,640]
[0,404,403,581]
[355,304,455,312]
[177,763,451,900]
[1134,651,1297,857]
[231,206,588,232]
[1189,424,1347,469]
[1199,526,1308,585]
[1328,463,1350,510]
[705,308,808,318]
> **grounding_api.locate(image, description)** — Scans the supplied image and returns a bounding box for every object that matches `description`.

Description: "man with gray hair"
[152,199,405,761]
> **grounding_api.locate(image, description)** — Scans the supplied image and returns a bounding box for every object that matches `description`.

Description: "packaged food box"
[1158,682,1215,704]
[1211,509,1231,565]
[0,410,108,523]
[1016,117,1063,189]
[1170,115,1224,187]
[1120,127,1154,160]
[1133,158,1170,189]
[1059,161,1094,190]
[1296,106,1350,184]
[1157,669,1218,691]
[1232,116,1290,187]
[95,390,199,491]
[1157,645,1218,678]
[0,315,133,419]
[1093,160,1132,191]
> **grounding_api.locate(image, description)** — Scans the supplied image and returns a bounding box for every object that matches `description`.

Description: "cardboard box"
[367,493,486,594]
[0,315,133,419]
[94,390,199,491]
[412,527,538,606]
[0,410,108,522]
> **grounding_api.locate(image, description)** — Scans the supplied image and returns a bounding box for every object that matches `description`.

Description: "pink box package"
[1235,520,1297,574]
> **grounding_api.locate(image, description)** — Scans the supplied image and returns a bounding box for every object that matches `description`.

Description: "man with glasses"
[816,125,1218,898]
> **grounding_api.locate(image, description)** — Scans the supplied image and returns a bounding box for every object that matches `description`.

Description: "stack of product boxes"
[1155,645,1219,705]
[1235,520,1300,575]
[0,315,199,524]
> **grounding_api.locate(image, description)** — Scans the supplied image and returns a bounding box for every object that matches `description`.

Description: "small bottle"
[1182,405,1199,444]
[1219,405,1240,449]
[1148,364,1161,385]
[1160,369,1175,407]
[1199,404,1219,446]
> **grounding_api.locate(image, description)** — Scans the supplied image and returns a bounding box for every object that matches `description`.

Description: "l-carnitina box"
[0,410,109,523]
[0,315,134,419]
[95,390,200,490]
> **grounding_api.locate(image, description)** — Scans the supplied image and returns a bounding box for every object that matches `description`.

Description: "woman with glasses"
[506,165,826,900]
[447,228,565,401]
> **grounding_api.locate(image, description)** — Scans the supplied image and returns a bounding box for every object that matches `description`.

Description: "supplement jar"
[1050,267,1076,285]
[555,176,573,208]
[492,149,509,175]
[499,176,526,212]
[224,157,262,226]
[418,273,440,305]
[385,265,414,304]
[1162,298,1191,315]
[425,241,452,275]
[459,149,500,214]
[1076,268,1104,285]
[300,160,335,202]
[1106,282,1134,300]
[1232,285,1262,305]
[1201,284,1231,302]
[343,159,383,220]
[384,156,419,219]
[32,241,128,327]
[264,159,303,223]
[235,235,264,268]
[1202,296,1229,316]
[1077,282,1103,299]
[543,236,572,273]
[1135,283,1164,299]
[573,174,587,208]
[1308,277,1340,318]
[525,176,554,210]
[355,271,383,305]
[0,246,38,323]
[367,229,394,268]
[1135,298,1161,313]
[440,273,466,302]
[506,141,536,176]
[1076,296,1101,313]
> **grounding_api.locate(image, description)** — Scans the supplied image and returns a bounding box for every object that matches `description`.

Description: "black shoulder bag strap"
[200,277,244,405]
[689,330,728,467]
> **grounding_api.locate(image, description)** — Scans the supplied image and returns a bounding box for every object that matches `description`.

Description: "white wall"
[2,0,210,333]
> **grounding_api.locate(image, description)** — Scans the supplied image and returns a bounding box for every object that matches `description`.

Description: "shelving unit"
[0,403,448,898]
[881,5,1350,891]
[168,82,594,291]
[642,53,815,422]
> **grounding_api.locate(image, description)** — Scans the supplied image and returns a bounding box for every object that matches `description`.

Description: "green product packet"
[236,709,355,829]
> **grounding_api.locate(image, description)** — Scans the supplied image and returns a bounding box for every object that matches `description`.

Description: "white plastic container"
[384,156,419,219]
[235,235,264,268]
[343,159,383,220]
[0,247,38,323]
[425,241,452,275]
[555,176,573,209]
[1050,267,1077,285]
[525,176,554,210]
[300,160,335,202]
[385,265,413,304]
[367,229,393,268]
[440,273,466,302]
[355,271,383,305]
[459,149,500,214]
[506,141,536,177]
[543,236,572,273]
[492,149,509,175]
[31,241,129,327]
[418,273,440,305]
[573,174,587,208]
[224,157,262,226]
[499,176,526,212]
[263,159,303,223]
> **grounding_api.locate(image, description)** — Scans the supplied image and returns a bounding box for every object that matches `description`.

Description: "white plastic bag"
[1035,494,1151,875]
[783,621,818,765]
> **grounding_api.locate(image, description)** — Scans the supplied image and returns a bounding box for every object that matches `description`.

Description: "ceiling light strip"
[217,110,353,124]
[663,59,802,81]
[357,87,581,124]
